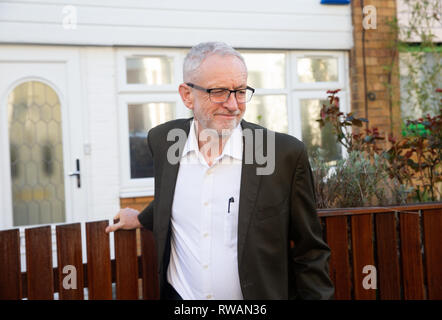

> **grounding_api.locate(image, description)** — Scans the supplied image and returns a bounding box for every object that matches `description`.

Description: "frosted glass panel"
[128,102,175,178]
[126,56,174,85]
[297,57,338,83]
[300,99,342,162]
[244,95,287,133]
[8,81,65,226]
[242,53,286,89]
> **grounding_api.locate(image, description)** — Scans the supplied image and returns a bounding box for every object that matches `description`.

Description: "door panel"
[0,48,86,229]
[8,81,66,226]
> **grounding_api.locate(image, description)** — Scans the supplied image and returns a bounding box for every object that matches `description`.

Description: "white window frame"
[116,48,188,198]
[239,49,291,135]
[291,90,349,160]
[117,94,186,197]
[116,48,185,94]
[291,51,347,91]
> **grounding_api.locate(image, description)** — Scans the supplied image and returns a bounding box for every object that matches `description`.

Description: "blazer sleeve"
[136,129,155,231]
[289,144,334,300]
[137,200,154,230]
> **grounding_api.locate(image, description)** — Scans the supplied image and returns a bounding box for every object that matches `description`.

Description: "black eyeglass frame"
[186,82,255,103]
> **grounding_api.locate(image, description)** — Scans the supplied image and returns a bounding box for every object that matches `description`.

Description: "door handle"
[68,159,81,188]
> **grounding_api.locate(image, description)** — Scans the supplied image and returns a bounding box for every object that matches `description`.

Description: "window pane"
[126,56,174,85]
[399,51,442,121]
[241,53,286,89]
[300,99,342,163]
[8,81,66,226]
[128,102,175,178]
[244,95,287,133]
[297,57,338,83]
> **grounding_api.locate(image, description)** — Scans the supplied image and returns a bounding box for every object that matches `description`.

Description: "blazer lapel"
[237,120,262,268]
[156,118,192,234]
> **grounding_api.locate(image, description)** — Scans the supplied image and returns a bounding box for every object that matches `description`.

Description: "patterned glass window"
[8,81,65,226]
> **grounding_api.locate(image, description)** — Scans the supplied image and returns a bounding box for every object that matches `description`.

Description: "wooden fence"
[320,202,442,300]
[0,202,441,300]
[0,221,159,300]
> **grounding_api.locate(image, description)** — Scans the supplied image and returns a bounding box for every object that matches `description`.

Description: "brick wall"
[350,0,402,139]
[120,196,154,213]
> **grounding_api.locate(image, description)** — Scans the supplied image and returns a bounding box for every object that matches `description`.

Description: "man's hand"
[105,207,142,233]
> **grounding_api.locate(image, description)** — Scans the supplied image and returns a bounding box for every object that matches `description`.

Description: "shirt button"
[206,294,212,299]
[203,232,209,238]
[204,202,208,206]
[203,265,209,269]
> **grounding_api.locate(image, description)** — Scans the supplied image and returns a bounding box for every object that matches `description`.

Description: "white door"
[0,46,87,228]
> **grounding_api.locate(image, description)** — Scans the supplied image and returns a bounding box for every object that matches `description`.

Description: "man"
[106,42,334,300]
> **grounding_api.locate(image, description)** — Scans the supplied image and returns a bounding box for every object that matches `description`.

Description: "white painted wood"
[0,0,353,49]
[0,2,351,31]
[79,47,121,221]
[0,46,88,228]
[2,0,351,15]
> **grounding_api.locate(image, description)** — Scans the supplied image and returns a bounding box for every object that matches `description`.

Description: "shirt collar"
[182,119,243,161]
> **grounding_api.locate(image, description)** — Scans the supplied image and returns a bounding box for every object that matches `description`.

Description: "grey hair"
[183,42,247,82]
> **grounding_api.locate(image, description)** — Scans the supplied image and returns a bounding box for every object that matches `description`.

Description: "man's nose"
[223,92,239,111]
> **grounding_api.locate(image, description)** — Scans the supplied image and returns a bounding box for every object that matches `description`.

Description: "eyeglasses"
[186,83,255,103]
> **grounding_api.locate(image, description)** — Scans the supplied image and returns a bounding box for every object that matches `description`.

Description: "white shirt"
[167,120,243,300]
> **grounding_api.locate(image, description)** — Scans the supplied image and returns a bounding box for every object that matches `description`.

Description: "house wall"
[349,0,402,139]
[0,1,354,225]
[0,0,353,49]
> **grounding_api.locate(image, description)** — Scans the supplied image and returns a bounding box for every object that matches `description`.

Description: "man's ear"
[179,83,194,110]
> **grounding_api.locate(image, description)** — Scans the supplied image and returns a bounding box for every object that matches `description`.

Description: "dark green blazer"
[137,117,334,300]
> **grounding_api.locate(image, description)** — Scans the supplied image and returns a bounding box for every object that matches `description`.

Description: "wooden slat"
[0,229,22,299]
[422,208,442,299]
[318,202,442,217]
[351,214,376,299]
[375,212,401,299]
[56,223,84,299]
[86,220,112,300]
[140,228,160,300]
[25,226,54,300]
[325,216,352,299]
[400,212,426,299]
[114,220,139,299]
